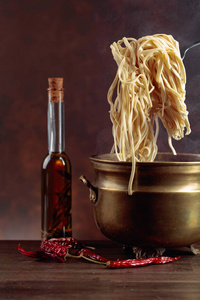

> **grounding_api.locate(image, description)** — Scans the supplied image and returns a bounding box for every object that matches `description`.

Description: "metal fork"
[181,40,200,60]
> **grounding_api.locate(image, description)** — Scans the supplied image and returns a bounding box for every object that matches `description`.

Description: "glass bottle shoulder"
[42,152,71,170]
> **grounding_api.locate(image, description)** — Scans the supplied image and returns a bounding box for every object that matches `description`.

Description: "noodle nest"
[107,34,191,195]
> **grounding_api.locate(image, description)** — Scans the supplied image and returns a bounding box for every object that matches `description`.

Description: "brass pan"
[81,153,200,253]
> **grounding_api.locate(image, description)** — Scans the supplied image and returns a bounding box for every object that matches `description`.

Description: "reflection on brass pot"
[82,153,200,249]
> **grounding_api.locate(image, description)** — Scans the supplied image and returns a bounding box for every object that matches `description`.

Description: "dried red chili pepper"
[40,240,70,262]
[18,244,48,259]
[19,239,108,264]
[76,248,110,264]
[48,237,84,250]
[107,256,181,269]
[39,237,91,262]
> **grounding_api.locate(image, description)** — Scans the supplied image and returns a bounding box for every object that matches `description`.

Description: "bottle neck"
[47,90,65,153]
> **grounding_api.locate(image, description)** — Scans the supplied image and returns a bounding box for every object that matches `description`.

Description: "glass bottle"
[41,78,72,241]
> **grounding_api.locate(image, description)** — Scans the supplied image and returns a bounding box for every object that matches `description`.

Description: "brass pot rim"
[90,152,200,166]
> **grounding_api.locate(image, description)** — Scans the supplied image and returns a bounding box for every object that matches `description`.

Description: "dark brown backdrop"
[0,0,200,240]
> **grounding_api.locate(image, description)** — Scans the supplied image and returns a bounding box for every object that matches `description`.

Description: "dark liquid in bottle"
[41,152,72,240]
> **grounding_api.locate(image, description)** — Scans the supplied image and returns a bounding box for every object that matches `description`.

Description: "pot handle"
[79,175,98,204]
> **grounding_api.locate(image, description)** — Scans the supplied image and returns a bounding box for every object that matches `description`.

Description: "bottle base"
[41,228,72,241]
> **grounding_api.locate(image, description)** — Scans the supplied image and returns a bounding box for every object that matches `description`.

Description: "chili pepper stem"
[85,246,95,250]
[64,249,108,265]
[106,261,111,268]
[64,250,82,260]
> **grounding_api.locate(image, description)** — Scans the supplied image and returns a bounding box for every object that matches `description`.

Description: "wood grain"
[1,240,200,299]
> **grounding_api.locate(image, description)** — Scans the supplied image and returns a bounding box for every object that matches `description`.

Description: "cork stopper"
[48,77,64,102]
[48,78,63,89]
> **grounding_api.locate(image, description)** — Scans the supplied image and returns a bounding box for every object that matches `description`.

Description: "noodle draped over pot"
[107,34,191,195]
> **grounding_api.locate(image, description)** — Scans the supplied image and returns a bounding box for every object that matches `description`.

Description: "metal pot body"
[89,153,200,248]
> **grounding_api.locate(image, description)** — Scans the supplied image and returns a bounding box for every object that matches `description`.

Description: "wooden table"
[1,240,200,299]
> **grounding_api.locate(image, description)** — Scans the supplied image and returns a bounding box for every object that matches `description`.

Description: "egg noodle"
[107,34,191,195]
